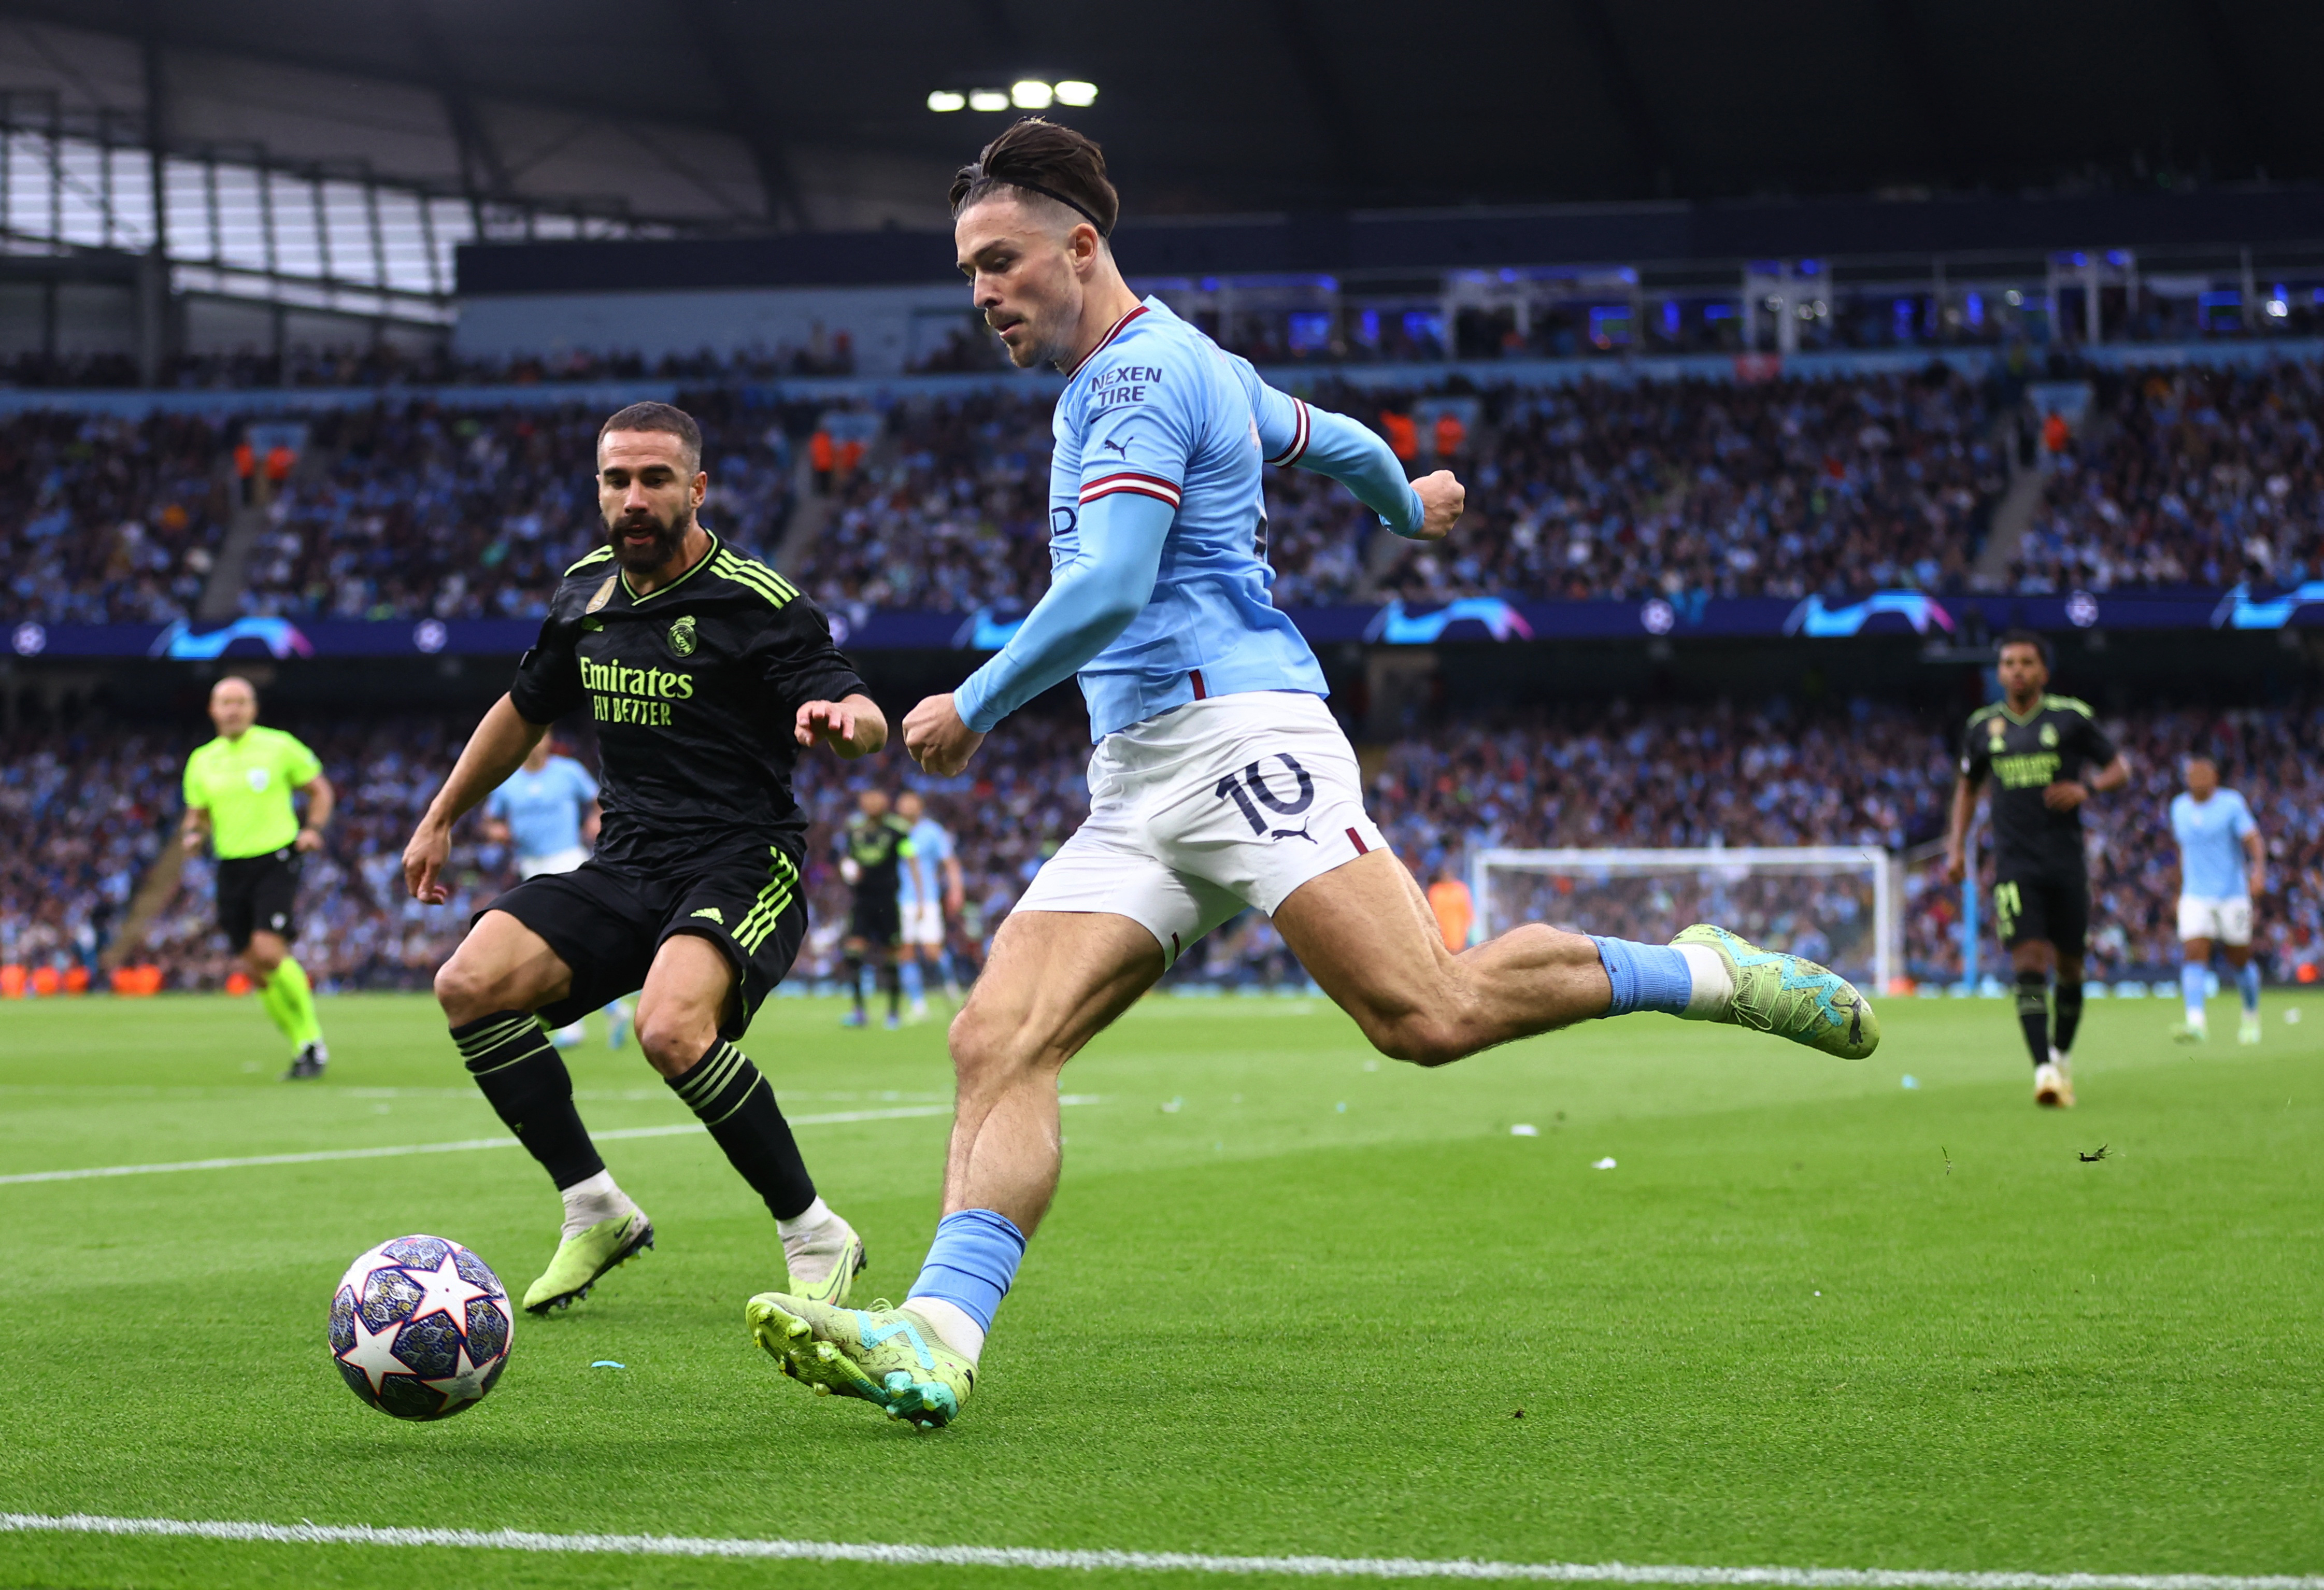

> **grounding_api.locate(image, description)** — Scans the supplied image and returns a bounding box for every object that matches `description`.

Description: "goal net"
[1472,846,1898,992]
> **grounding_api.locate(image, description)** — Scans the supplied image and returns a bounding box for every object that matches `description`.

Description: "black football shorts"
[847,890,902,949]
[1991,871,2090,955]
[481,841,806,1039]
[215,849,301,952]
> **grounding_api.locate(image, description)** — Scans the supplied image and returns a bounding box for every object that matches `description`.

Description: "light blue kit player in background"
[482,740,634,1049]
[2169,753,2265,1045]
[894,789,963,1019]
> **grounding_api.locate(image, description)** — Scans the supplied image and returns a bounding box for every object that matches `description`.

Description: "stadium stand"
[2013,360,2324,591]
[0,414,228,624]
[7,701,2317,1000]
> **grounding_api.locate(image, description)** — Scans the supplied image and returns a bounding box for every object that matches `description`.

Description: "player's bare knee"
[634,1006,712,1078]
[433,953,490,1023]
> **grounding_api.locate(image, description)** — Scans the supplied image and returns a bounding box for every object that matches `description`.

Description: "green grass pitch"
[0,987,2317,1588]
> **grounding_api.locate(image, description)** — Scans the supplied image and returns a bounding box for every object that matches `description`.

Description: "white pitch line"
[0,1513,2313,1588]
[0,1105,955,1187]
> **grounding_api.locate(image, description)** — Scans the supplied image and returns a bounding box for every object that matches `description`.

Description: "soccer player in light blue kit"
[747,119,1879,1427]
[482,740,633,1049]
[894,789,964,1019]
[2169,753,2265,1044]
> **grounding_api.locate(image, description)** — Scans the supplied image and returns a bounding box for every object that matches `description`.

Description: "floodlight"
[927,91,966,112]
[969,90,1009,112]
[1053,80,1098,106]
[1011,80,1053,109]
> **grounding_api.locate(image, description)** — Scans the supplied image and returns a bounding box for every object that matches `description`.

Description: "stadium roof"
[0,0,2317,230]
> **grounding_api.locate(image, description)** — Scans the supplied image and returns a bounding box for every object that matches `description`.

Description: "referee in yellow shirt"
[178,675,336,1078]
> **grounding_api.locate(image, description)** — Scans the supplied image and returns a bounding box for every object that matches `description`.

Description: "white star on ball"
[421,1345,494,1412]
[401,1253,495,1330]
[336,1313,410,1398]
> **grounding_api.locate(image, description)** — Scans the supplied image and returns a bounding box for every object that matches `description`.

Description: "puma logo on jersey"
[1099,436,1132,457]
[1270,820,1316,844]
[690,906,725,926]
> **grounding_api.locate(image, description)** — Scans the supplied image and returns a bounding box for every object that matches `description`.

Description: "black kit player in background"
[402,401,888,1315]
[837,788,915,1030]
[1945,631,2129,1109]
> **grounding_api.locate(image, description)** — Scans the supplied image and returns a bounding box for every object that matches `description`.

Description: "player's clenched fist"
[1411,470,1464,542]
[903,693,986,777]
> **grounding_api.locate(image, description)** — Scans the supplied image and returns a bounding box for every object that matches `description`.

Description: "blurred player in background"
[1946,632,2129,1108]
[1426,864,1474,954]
[482,737,635,1050]
[404,401,884,1316]
[838,788,914,1029]
[895,789,965,1019]
[179,675,335,1080]
[748,118,1879,1430]
[2169,754,2264,1045]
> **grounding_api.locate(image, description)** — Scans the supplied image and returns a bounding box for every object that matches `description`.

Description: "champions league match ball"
[329,1236,514,1421]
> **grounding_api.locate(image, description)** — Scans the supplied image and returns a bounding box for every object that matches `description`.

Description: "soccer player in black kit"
[1945,631,2128,1108]
[837,788,915,1030]
[403,402,886,1313]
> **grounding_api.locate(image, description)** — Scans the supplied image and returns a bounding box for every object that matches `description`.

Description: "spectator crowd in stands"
[0,414,226,624]
[6,698,2318,1006]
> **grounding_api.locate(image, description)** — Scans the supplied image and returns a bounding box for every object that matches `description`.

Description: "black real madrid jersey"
[1958,694,2119,876]
[508,534,866,873]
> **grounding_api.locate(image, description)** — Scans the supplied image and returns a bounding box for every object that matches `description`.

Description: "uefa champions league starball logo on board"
[330,1235,514,1420]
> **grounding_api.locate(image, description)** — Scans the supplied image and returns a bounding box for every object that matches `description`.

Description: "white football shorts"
[518,845,590,879]
[2177,895,2252,946]
[1014,691,1387,966]
[901,899,945,947]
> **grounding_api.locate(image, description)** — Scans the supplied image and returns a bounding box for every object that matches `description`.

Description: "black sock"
[845,954,866,1012]
[882,960,901,1017]
[2014,971,2051,1066]
[2053,981,2084,1055]
[452,1011,605,1189]
[666,1040,815,1220]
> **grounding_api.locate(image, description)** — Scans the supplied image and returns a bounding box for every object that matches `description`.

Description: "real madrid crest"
[1988,719,2007,747]
[668,614,698,657]
[584,576,616,615]
[2038,723,2058,747]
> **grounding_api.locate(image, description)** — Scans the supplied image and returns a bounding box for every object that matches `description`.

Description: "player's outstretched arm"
[403,693,548,903]
[1244,375,1462,541]
[795,693,887,759]
[1943,774,1979,884]
[905,491,1175,776]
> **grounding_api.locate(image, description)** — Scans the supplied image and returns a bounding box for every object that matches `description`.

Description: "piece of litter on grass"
[1160,1097,1182,1114]
[2079,1144,2109,1162]
[1900,1074,1920,1089]
[2286,1007,2303,1025]
[591,1361,625,1370]
[1591,1156,1617,1170]
[1335,1101,1346,1113]
[1814,1290,1821,1297]
[1510,1123,1539,1137]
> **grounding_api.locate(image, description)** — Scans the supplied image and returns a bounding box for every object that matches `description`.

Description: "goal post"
[1471,846,1899,993]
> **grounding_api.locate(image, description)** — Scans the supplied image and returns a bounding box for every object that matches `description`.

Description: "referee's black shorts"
[215,849,301,952]
[480,840,806,1040]
[847,890,901,949]
[1992,869,2090,955]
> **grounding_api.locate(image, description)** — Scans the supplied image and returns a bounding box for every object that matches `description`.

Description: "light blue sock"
[907,1209,1025,1332]
[1591,936,1694,1017]
[900,959,925,1002]
[2237,960,2262,1013]
[2182,962,2207,1020]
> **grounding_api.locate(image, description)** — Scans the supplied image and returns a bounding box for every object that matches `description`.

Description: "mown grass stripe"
[0,1106,963,1185]
[0,1513,2313,1587]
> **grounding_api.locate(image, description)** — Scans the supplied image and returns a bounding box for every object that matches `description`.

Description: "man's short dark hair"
[597,402,702,472]
[1997,628,2050,666]
[949,117,1120,238]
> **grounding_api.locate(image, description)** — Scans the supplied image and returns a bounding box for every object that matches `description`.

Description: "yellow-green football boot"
[783,1223,868,1308]
[745,1293,974,1430]
[522,1211,653,1315]
[1672,923,1879,1059]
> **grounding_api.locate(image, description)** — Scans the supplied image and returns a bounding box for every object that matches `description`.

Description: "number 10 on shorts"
[1214,755,1317,837]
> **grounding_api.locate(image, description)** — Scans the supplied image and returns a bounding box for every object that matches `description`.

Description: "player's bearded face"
[603,492,692,571]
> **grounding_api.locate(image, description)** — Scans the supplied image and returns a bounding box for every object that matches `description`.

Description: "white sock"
[904,1294,986,1367]
[1673,944,1735,1020]
[559,1170,638,1241]
[778,1197,856,1284]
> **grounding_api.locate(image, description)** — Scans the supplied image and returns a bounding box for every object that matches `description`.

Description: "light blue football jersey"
[485,756,599,862]
[2170,788,2257,899]
[1049,297,1327,739]
[897,816,954,907]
